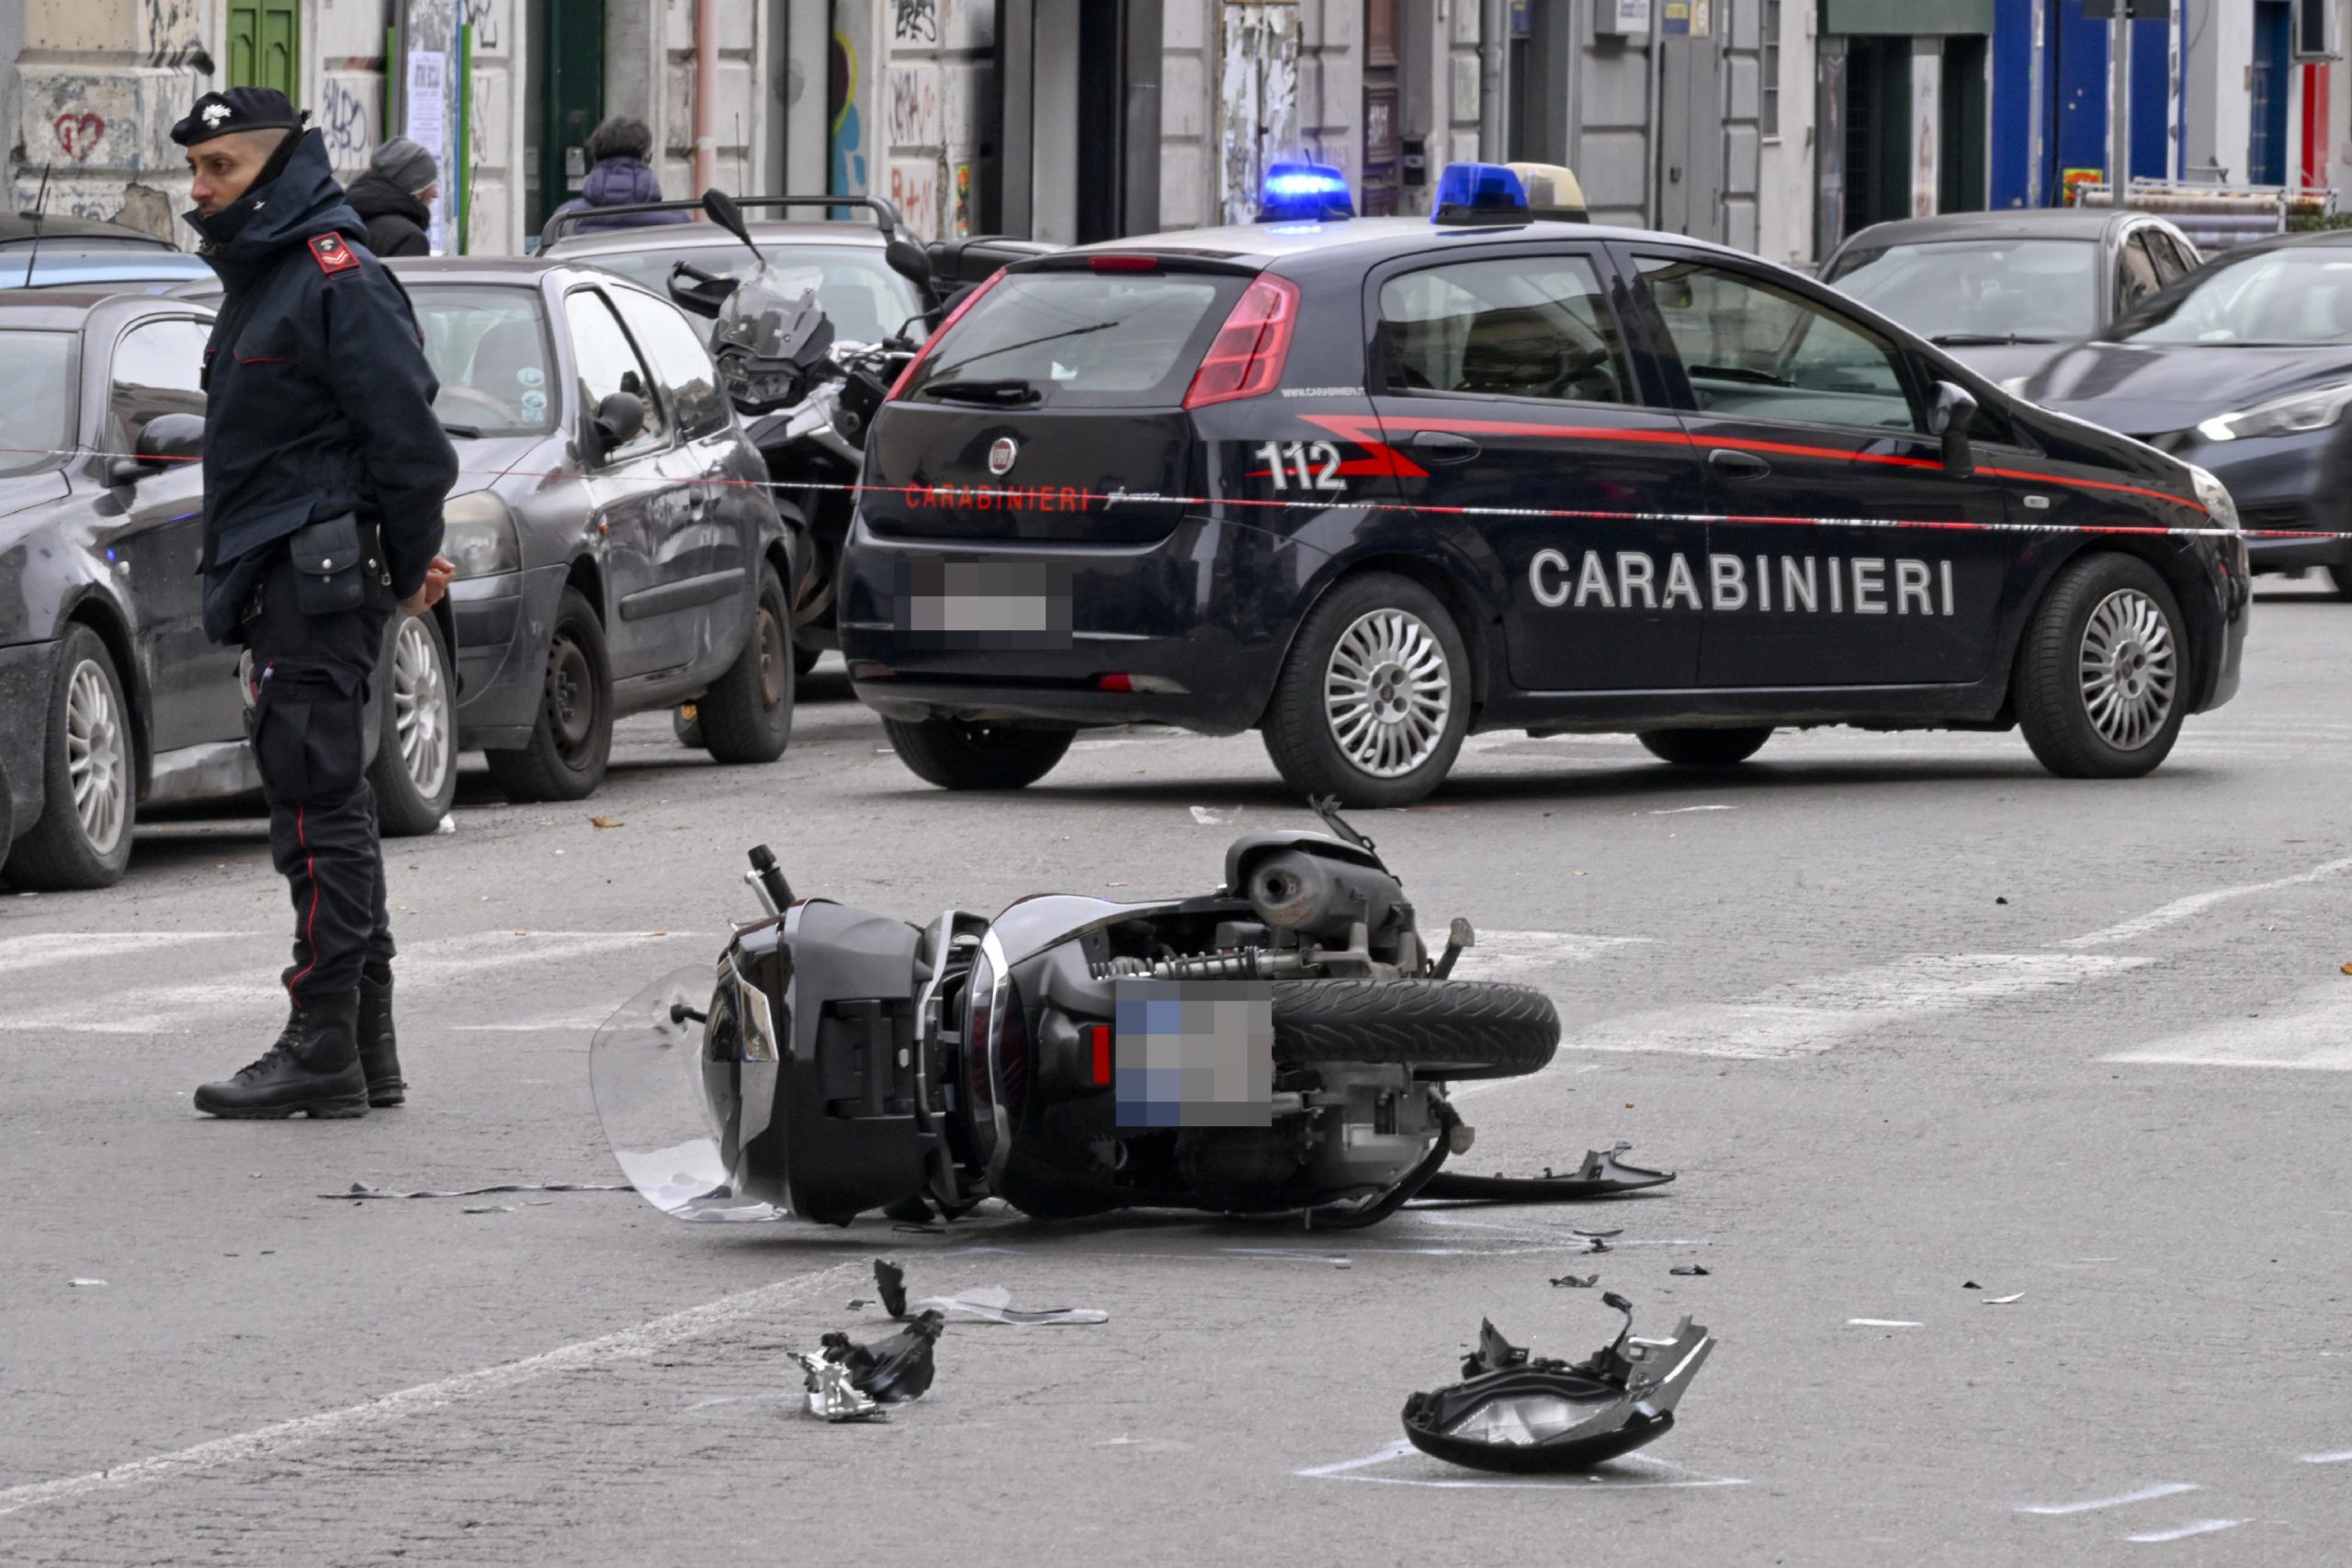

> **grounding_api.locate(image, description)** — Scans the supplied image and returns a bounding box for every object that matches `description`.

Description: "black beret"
[171,88,307,147]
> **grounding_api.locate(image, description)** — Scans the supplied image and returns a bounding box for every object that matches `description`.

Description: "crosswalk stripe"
[2103,984,2352,1072]
[1564,953,2154,1060]
[0,931,259,979]
[1453,929,1653,986]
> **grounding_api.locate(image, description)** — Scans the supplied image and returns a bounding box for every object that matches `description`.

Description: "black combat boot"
[194,990,369,1119]
[357,964,405,1108]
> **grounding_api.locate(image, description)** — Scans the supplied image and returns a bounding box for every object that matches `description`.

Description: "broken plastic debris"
[1190,806,1241,826]
[461,1204,514,1214]
[433,813,457,835]
[911,1285,1108,1325]
[326,1179,632,1200]
[1984,1292,2026,1305]
[590,816,625,829]
[1401,1293,1713,1473]
[1668,1265,1711,1277]
[1847,1318,1923,1328]
[1550,1273,1599,1289]
[1962,1280,1981,1290]
[68,1278,107,1287]
[1996,896,2008,905]
[875,1259,909,1318]
[797,1310,944,1422]
[1418,1145,1673,1202]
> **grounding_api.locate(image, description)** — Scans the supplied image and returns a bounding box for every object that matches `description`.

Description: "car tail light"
[888,268,1006,402]
[1183,276,1300,410]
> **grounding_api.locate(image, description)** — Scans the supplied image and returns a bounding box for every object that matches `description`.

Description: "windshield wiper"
[1929,332,2056,347]
[438,422,484,438]
[1689,364,1794,387]
[919,378,1042,405]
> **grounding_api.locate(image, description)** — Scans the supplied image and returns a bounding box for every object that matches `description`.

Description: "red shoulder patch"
[309,233,361,276]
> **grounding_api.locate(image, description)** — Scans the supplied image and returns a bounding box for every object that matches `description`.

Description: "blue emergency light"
[1432,162,1532,225]
[1257,161,1354,223]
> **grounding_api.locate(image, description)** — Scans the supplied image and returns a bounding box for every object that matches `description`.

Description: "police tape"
[8,442,2349,544]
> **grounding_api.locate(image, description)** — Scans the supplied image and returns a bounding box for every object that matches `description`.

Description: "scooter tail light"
[1088,1024,1113,1087]
[1182,275,1301,410]
[888,267,1007,402]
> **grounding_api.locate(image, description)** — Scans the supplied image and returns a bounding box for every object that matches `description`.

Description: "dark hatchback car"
[2018,231,2352,598]
[839,166,2247,806]
[0,290,458,889]
[1820,209,2200,386]
[392,258,802,798]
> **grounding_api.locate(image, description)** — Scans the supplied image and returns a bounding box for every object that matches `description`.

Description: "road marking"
[1647,804,1736,815]
[0,931,698,1033]
[2299,1450,2352,1464]
[0,931,257,978]
[2017,1483,2201,1516]
[1564,953,2153,1060]
[1453,930,1653,988]
[2061,856,2352,948]
[1847,1319,1923,1328]
[2123,1519,2245,1543]
[1297,1438,1747,1490]
[0,1258,865,1521]
[2103,985,2352,1072]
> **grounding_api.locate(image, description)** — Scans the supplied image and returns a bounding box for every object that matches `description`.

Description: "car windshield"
[1825,238,2099,344]
[582,243,926,347]
[407,286,559,434]
[2119,246,2352,345]
[0,330,75,475]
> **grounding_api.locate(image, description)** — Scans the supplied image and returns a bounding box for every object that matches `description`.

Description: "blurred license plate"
[1113,980,1273,1130]
[895,559,1073,650]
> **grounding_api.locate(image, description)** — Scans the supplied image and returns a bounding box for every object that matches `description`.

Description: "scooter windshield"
[590,965,785,1222]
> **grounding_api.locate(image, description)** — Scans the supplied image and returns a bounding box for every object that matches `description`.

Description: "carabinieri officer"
[175,87,460,1119]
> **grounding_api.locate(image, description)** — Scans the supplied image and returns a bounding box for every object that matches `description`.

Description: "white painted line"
[2124,1519,2245,1543]
[1564,953,2153,1061]
[1296,1439,1747,1490]
[2103,984,2352,1072]
[2062,855,2352,948]
[1646,804,1736,815]
[0,931,259,978]
[2299,1450,2352,1464]
[1453,930,1654,989]
[0,1258,865,1521]
[1847,1319,1923,1328]
[2017,1482,2201,1516]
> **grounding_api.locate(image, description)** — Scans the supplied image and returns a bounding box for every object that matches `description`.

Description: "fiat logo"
[987,437,1019,476]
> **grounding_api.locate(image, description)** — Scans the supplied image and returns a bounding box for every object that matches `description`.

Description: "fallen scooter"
[593,806,1670,1229]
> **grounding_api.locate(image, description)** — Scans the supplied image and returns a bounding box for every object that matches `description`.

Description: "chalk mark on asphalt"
[0,1259,866,1521]
[2016,1482,2201,1516]
[2123,1518,2245,1543]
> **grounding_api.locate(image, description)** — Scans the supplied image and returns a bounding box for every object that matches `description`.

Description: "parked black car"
[1820,208,2201,386]
[0,289,458,889]
[2018,230,2352,598]
[393,258,802,797]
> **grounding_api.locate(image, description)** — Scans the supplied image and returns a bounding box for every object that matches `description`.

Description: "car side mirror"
[699,187,761,263]
[885,235,933,291]
[1929,380,1977,477]
[592,390,646,454]
[108,411,206,484]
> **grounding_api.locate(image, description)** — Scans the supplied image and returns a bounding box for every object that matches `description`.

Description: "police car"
[838,162,2249,807]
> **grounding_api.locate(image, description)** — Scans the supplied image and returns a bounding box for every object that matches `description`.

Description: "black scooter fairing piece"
[817,1309,944,1404]
[1417,1143,1674,1203]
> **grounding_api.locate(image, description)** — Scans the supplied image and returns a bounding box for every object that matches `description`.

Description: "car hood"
[2019,341,2352,435]
[446,434,555,494]
[1937,341,2067,385]
[0,472,70,525]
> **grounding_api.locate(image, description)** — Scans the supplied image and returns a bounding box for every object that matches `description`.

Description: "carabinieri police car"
[838,161,2249,807]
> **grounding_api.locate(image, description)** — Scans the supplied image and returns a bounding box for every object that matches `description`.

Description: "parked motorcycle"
[593,806,1671,1230]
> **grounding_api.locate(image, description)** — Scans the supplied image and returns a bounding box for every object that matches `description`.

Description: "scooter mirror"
[700,187,761,262]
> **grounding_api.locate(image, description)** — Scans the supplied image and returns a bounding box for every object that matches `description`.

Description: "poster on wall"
[1661,1,1710,37]
[1608,0,1653,32]
[404,51,449,252]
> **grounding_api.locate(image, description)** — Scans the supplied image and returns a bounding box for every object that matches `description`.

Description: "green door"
[528,0,605,236]
[226,2,300,96]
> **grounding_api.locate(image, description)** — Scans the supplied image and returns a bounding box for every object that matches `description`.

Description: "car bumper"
[449,564,571,750]
[838,513,1318,734]
[2168,428,2352,570]
[0,638,58,847]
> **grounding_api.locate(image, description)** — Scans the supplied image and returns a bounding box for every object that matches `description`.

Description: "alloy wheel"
[1323,607,1453,779]
[2077,587,2177,750]
[64,659,127,855]
[391,617,453,800]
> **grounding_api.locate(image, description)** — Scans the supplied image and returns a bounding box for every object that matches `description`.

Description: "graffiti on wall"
[953,161,971,237]
[888,158,938,242]
[1219,4,1303,225]
[887,67,941,148]
[320,77,372,168]
[463,0,504,51]
[51,113,107,164]
[893,0,940,43]
[830,32,868,196]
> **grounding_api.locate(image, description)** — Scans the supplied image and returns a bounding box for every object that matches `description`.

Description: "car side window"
[1635,255,1921,434]
[563,288,669,460]
[2151,230,2195,281]
[1376,254,1631,404]
[610,288,731,440]
[2119,233,2164,310]
[108,317,209,450]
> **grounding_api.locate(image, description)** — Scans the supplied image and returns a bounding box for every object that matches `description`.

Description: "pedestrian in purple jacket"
[548,117,694,234]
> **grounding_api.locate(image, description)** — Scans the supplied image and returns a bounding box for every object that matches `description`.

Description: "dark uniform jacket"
[193,130,458,643]
[343,170,432,258]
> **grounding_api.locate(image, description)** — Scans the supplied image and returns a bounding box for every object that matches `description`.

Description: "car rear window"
[902,269,1246,409]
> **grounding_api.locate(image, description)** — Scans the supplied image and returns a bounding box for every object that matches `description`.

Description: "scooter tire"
[1270,978,1558,1081]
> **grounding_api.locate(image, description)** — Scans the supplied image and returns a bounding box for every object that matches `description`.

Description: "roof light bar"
[1432,162,1532,226]
[1258,161,1355,224]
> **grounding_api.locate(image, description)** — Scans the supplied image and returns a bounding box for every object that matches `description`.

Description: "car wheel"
[369,614,458,836]
[2329,563,2352,599]
[3,626,135,890]
[1261,572,1470,808]
[883,717,1071,790]
[1637,727,1772,766]
[698,568,797,764]
[485,587,613,802]
[2014,553,2188,779]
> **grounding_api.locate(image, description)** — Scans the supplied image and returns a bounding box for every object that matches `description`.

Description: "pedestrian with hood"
[173,88,460,1120]
[548,116,693,233]
[344,136,437,258]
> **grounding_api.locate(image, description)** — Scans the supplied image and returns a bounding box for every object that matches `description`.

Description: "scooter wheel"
[1270,978,1558,1081]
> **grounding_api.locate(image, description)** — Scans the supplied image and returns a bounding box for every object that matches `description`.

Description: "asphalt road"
[4,580,2349,1565]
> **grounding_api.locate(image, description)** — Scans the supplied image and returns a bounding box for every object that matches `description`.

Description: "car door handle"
[1707,448,1772,480]
[1410,431,1482,462]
